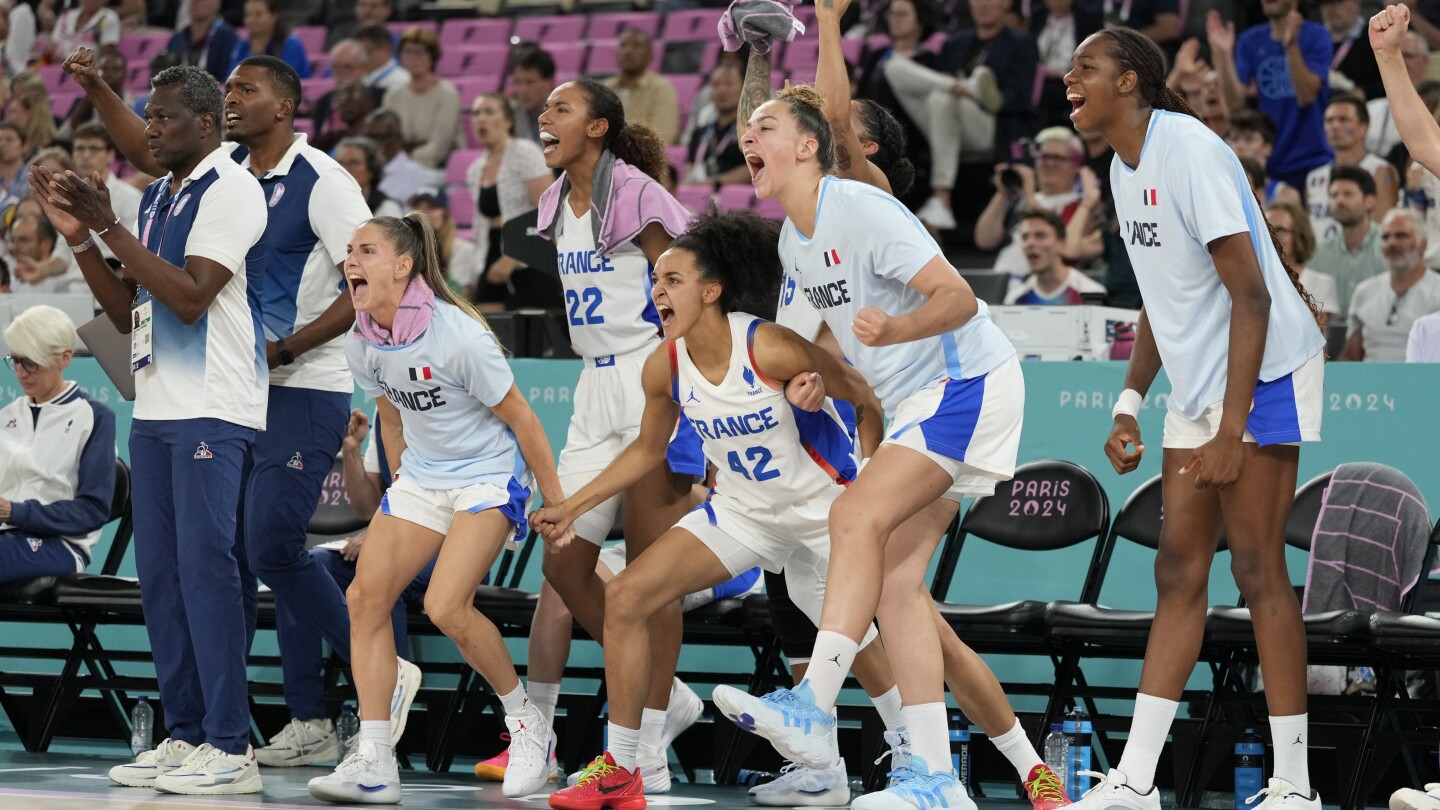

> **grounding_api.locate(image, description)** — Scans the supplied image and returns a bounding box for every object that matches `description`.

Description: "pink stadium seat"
[125,63,150,93]
[673,185,711,214]
[547,42,588,75]
[697,41,720,74]
[38,65,65,94]
[437,45,511,81]
[782,38,819,74]
[716,184,754,212]
[513,15,586,43]
[49,89,81,117]
[446,148,482,186]
[924,31,946,51]
[388,20,437,39]
[665,144,688,175]
[310,53,331,76]
[586,11,660,41]
[585,39,663,75]
[841,37,863,65]
[752,196,785,221]
[300,77,336,104]
[294,26,325,55]
[669,73,704,116]
[453,75,501,109]
[440,18,512,48]
[449,185,475,228]
[660,9,724,42]
[117,32,168,65]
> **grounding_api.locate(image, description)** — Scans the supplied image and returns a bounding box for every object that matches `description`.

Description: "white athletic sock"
[1269,714,1311,795]
[871,686,904,732]
[1115,693,1179,793]
[498,683,531,717]
[608,723,640,770]
[360,720,393,760]
[991,718,1043,778]
[639,707,667,755]
[900,702,951,774]
[528,681,560,727]
[805,631,860,712]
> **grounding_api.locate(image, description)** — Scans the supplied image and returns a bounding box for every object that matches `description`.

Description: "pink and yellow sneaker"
[549,752,646,810]
[1024,763,1072,810]
[474,734,510,782]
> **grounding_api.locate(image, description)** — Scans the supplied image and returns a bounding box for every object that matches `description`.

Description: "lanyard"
[1332,20,1362,68]
[696,121,736,175]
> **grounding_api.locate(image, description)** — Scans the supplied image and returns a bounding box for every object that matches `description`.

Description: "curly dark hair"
[1092,26,1322,327]
[854,99,914,197]
[570,77,668,182]
[668,208,783,317]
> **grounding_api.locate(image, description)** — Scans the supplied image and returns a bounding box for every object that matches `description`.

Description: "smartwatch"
[276,339,296,366]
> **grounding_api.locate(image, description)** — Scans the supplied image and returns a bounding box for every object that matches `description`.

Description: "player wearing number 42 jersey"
[534,210,887,810]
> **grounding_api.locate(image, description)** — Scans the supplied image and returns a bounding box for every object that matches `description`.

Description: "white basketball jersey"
[555,204,664,362]
[670,313,856,512]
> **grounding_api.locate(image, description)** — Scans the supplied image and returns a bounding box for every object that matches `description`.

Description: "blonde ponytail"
[369,213,493,332]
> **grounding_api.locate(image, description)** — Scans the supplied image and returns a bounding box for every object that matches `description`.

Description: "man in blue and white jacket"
[0,305,117,581]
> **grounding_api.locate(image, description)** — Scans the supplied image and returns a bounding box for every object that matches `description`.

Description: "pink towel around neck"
[536,152,693,255]
[353,276,436,346]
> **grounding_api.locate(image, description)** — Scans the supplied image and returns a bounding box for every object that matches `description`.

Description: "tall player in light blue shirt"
[714,85,1030,810]
[1064,28,1325,810]
[310,213,564,805]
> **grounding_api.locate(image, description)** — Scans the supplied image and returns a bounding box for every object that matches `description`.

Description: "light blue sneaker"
[852,754,977,810]
[711,681,837,769]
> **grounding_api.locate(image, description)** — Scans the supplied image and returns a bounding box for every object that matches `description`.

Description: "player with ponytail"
[308,213,564,804]
[1062,27,1326,810]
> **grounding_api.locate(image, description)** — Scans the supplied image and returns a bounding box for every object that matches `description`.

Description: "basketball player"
[1059,27,1325,810]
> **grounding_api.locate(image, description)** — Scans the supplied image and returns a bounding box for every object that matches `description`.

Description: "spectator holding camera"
[975,126,1100,278]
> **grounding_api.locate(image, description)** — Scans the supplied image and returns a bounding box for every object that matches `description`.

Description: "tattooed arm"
[816,0,889,190]
[738,47,775,141]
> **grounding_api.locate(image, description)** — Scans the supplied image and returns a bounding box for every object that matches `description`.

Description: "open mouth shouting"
[1067,91,1086,121]
[745,150,766,187]
[540,130,559,158]
[346,271,370,306]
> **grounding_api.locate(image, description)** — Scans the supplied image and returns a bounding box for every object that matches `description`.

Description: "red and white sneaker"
[1023,763,1071,810]
[475,733,510,782]
[549,752,647,810]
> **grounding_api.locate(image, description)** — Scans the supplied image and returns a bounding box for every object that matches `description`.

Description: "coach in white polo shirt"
[31,64,269,795]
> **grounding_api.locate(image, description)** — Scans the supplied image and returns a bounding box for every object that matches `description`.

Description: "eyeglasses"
[1035,153,1074,164]
[4,355,40,373]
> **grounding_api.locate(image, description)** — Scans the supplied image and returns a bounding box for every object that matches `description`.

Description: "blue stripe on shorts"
[1246,370,1302,445]
[888,375,987,462]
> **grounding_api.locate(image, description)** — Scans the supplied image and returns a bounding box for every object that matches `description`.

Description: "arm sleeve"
[9,401,116,537]
[1167,134,1252,247]
[185,172,267,272]
[309,162,375,267]
[454,326,515,408]
[857,192,944,284]
[410,82,461,168]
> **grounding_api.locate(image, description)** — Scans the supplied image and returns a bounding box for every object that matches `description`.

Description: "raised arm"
[817,0,887,189]
[63,47,165,177]
[737,48,773,141]
[1372,5,1440,175]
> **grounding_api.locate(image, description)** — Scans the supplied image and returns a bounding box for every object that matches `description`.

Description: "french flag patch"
[822,248,842,267]
[408,366,432,381]
[1142,189,1158,206]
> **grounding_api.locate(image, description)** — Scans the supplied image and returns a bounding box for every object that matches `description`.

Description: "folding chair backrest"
[1284,470,1333,552]
[306,454,370,542]
[931,460,1110,600]
[98,459,133,576]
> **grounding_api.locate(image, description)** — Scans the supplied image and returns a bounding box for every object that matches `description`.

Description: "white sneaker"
[308,739,401,804]
[502,709,555,798]
[749,759,850,806]
[851,754,974,810]
[256,717,340,767]
[1244,778,1322,810]
[1062,769,1160,810]
[390,657,421,746]
[917,197,957,231]
[880,730,911,788]
[153,743,263,795]
[639,745,672,794]
[712,682,837,769]
[965,66,1003,114]
[108,738,196,787]
[1391,784,1440,810]
[663,678,703,747]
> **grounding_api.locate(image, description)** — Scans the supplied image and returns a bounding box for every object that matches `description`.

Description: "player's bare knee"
[1153,544,1211,598]
[422,592,471,636]
[1229,545,1288,603]
[346,579,391,625]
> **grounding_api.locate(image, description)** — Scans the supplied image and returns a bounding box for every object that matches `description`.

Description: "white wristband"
[1112,388,1143,420]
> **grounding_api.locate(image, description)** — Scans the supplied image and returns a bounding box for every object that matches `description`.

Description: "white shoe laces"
[266,719,305,748]
[178,743,234,773]
[506,718,548,768]
[139,738,189,765]
[1078,770,1114,800]
[1246,782,1308,807]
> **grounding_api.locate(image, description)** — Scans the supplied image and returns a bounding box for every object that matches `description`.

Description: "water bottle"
[336,702,359,759]
[1234,729,1265,810]
[949,713,971,791]
[129,696,153,756]
[1043,723,1070,786]
[1064,710,1093,799]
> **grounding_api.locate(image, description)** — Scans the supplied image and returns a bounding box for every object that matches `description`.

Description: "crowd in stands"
[0,0,1439,357]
